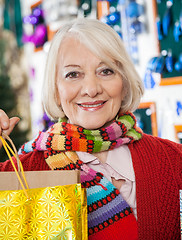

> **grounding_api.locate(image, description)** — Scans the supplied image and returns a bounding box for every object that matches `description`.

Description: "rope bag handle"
[0,133,29,198]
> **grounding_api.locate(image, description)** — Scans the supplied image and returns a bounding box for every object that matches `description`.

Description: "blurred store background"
[0,0,182,161]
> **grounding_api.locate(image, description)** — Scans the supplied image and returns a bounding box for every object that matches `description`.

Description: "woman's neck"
[92,151,108,163]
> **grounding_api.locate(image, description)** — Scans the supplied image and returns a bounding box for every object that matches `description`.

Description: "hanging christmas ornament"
[22,24,47,47]
[80,0,92,17]
[108,11,120,25]
[143,69,156,89]
[129,32,139,64]
[23,7,44,25]
[23,15,39,25]
[162,1,172,36]
[174,52,182,71]
[176,101,182,116]
[147,55,165,73]
[32,7,43,20]
[100,11,120,26]
[174,61,182,72]
[179,52,182,63]
[165,49,173,72]
[173,21,181,42]
[156,16,163,40]
[130,19,145,34]
[125,1,144,18]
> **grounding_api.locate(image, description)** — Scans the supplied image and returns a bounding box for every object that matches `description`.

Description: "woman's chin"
[76,120,111,130]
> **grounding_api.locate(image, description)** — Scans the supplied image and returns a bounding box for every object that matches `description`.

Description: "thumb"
[9,117,20,133]
[0,117,20,150]
[3,117,20,137]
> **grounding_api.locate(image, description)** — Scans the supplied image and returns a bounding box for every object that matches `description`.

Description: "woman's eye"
[101,68,114,76]
[65,71,80,79]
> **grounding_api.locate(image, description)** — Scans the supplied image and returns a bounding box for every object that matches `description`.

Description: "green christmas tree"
[0,33,29,162]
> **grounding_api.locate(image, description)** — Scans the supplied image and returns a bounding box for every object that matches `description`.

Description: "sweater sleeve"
[0,151,50,171]
[129,134,182,239]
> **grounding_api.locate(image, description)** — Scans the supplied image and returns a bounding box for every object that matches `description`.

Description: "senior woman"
[0,18,182,240]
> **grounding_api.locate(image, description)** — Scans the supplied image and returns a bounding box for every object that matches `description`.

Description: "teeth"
[80,103,102,107]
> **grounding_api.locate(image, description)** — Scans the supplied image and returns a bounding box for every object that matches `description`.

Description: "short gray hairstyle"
[42,18,144,121]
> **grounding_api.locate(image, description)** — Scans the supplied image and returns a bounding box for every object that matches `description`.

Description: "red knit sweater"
[1,134,182,240]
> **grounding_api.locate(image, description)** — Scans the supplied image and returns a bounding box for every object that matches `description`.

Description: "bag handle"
[0,133,29,198]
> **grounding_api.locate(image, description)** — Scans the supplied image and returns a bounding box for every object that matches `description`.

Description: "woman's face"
[56,37,124,129]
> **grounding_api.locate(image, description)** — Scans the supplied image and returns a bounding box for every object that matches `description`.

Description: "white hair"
[42,18,144,121]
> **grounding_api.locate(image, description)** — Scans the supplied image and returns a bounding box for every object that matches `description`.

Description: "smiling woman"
[56,37,124,129]
[0,18,182,240]
[42,18,144,122]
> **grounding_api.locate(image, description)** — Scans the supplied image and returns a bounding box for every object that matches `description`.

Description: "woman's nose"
[81,75,103,97]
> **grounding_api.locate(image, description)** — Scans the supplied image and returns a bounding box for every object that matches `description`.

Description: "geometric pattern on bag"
[0,183,87,239]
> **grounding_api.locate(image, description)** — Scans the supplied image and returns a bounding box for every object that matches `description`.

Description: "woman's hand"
[0,110,20,149]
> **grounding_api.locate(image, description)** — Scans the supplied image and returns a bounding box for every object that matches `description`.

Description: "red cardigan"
[1,134,182,240]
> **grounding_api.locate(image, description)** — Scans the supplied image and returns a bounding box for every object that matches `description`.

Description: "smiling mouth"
[77,101,106,110]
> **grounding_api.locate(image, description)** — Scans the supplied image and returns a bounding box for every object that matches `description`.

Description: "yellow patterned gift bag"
[0,183,87,239]
[0,134,88,240]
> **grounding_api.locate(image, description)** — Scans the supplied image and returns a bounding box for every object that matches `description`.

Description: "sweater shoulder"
[130,133,182,160]
[140,133,182,152]
[129,133,182,188]
[0,151,50,171]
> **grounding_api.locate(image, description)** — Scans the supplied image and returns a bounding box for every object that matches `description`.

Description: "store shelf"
[160,76,182,86]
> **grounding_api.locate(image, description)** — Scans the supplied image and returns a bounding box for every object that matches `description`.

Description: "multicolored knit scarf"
[20,112,142,240]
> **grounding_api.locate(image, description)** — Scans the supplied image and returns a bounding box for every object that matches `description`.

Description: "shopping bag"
[0,133,88,240]
[0,169,81,191]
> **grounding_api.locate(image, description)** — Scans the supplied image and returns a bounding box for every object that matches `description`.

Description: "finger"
[0,117,20,149]
[6,117,20,135]
[0,117,20,136]
[0,110,10,134]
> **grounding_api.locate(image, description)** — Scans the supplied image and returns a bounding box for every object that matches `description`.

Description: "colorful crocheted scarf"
[20,112,142,240]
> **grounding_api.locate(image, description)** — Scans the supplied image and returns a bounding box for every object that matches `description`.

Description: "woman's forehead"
[57,35,117,67]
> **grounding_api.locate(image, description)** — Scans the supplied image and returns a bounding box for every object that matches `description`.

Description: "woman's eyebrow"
[64,64,80,68]
[98,62,105,66]
[98,61,114,66]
